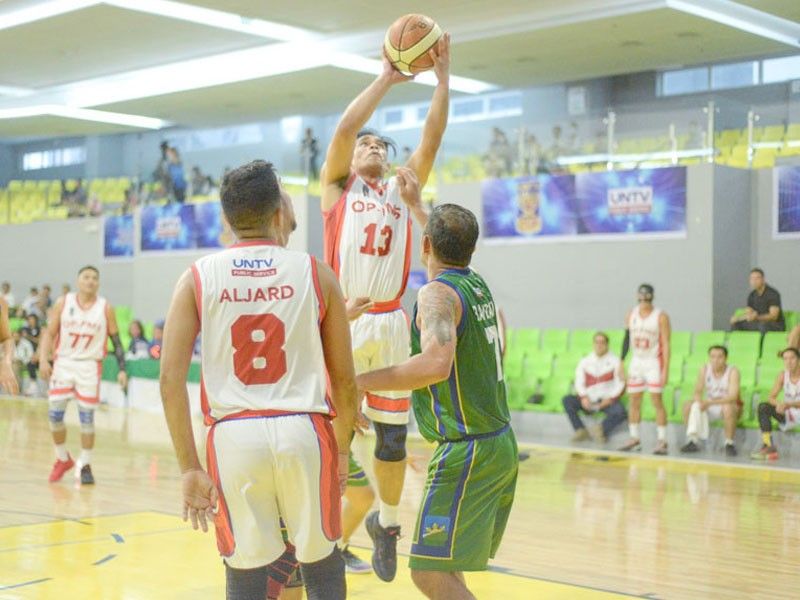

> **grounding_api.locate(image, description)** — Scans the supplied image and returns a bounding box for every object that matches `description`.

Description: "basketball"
[384,14,443,76]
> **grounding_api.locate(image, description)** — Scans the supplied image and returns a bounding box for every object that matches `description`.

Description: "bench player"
[321,32,451,582]
[160,161,357,600]
[619,284,672,455]
[38,266,128,484]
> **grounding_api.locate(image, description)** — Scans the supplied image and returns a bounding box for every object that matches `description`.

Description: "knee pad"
[48,400,67,433]
[79,408,95,435]
[374,422,407,462]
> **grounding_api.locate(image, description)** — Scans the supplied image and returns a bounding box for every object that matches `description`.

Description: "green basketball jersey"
[411,268,509,443]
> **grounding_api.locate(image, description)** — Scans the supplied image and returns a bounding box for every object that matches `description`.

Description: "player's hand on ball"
[181,468,218,533]
[346,297,374,321]
[430,32,450,83]
[396,167,421,209]
[0,363,19,396]
[381,49,415,84]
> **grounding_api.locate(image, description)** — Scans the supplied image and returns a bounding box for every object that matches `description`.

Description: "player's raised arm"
[0,297,18,395]
[406,33,450,188]
[357,281,460,392]
[160,270,216,532]
[321,55,411,209]
[37,296,64,381]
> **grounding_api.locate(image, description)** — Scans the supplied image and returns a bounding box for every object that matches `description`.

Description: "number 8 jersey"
[192,241,331,424]
[324,174,412,303]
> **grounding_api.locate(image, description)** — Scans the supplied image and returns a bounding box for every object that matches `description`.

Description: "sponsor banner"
[482,166,686,242]
[140,203,197,252]
[103,214,134,259]
[774,166,800,238]
[195,201,234,248]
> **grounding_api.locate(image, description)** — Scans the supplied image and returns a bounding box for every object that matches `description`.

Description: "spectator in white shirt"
[1,282,15,310]
[562,332,627,443]
[20,287,43,319]
[11,330,34,394]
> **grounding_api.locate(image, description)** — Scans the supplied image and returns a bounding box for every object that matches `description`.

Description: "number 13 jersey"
[192,241,331,424]
[324,174,412,303]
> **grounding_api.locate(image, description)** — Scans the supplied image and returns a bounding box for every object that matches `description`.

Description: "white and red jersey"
[574,352,625,403]
[703,364,741,405]
[783,370,800,404]
[192,241,330,424]
[55,293,108,362]
[628,306,663,361]
[323,173,412,305]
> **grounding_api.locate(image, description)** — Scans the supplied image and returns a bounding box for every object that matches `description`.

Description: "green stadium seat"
[8,317,25,332]
[727,331,761,355]
[115,305,133,324]
[552,352,581,381]
[606,329,625,355]
[143,322,155,340]
[526,350,554,382]
[513,328,540,354]
[727,351,758,390]
[784,311,798,332]
[526,376,571,413]
[568,329,595,354]
[503,353,524,381]
[668,383,693,424]
[692,331,726,354]
[757,360,784,393]
[761,331,786,361]
[670,331,692,357]
[541,329,569,354]
[667,358,684,386]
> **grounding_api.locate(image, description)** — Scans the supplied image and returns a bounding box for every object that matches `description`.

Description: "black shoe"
[680,440,700,453]
[365,511,400,582]
[725,443,737,457]
[80,464,95,485]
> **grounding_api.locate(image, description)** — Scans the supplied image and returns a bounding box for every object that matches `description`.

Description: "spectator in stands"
[546,125,565,164]
[11,329,34,395]
[730,268,784,333]
[562,332,628,443]
[751,347,800,461]
[1,282,16,310]
[190,166,211,196]
[61,179,88,217]
[788,325,800,351]
[680,346,742,456]
[566,121,581,153]
[149,320,164,359]
[127,320,150,360]
[20,287,43,319]
[300,127,320,180]
[166,147,187,203]
[487,127,513,176]
[520,132,542,176]
[153,141,171,195]
[38,285,52,313]
[20,314,40,385]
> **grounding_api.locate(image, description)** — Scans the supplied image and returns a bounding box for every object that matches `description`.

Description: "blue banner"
[775,166,800,237]
[103,214,134,259]
[194,202,226,249]
[482,166,687,241]
[141,204,197,252]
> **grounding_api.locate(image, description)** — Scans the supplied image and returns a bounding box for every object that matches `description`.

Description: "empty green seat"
[670,331,692,357]
[541,329,569,354]
[569,329,595,354]
[526,350,554,381]
[667,358,684,386]
[727,331,761,355]
[513,328,540,354]
[606,329,625,356]
[761,331,787,360]
[757,360,784,392]
[668,383,694,423]
[692,331,726,354]
[527,376,571,413]
[727,352,758,389]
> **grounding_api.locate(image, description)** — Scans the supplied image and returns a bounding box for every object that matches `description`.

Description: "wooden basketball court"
[1,397,797,599]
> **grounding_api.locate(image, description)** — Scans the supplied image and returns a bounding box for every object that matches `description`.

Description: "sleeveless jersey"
[628,306,662,361]
[192,241,330,424]
[411,268,509,443]
[704,365,733,400]
[55,293,108,361]
[323,173,412,303]
[783,370,800,404]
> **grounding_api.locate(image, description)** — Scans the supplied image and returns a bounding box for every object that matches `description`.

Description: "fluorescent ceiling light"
[0,105,168,129]
[0,0,99,32]
[667,0,800,48]
[0,85,34,97]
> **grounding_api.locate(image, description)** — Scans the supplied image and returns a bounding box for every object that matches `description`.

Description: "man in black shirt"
[730,268,784,332]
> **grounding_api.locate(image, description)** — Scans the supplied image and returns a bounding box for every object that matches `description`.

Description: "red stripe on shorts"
[206,426,236,557]
[309,414,342,541]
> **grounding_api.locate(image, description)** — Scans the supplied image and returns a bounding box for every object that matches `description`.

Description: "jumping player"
[38,266,128,484]
[321,33,451,581]
[619,284,672,455]
[160,161,358,600]
[358,204,518,600]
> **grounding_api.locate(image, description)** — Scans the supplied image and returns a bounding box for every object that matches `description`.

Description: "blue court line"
[0,577,52,591]
[111,533,124,543]
[93,554,117,566]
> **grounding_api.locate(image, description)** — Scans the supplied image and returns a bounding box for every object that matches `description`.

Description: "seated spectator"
[680,346,742,456]
[562,332,628,443]
[751,347,800,461]
[1,281,16,311]
[127,320,151,360]
[11,329,35,395]
[38,284,52,313]
[190,166,211,196]
[149,320,164,359]
[167,147,187,203]
[789,325,800,351]
[20,287,43,319]
[730,268,784,332]
[21,314,41,381]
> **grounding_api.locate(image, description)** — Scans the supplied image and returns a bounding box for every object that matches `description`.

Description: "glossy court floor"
[1,397,797,599]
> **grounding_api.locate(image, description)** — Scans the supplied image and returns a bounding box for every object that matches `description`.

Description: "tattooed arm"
[356,281,460,392]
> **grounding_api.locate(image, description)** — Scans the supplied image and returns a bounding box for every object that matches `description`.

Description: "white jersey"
[55,293,108,362]
[628,306,663,361]
[783,370,800,404]
[192,241,330,424]
[704,365,733,400]
[323,173,411,304]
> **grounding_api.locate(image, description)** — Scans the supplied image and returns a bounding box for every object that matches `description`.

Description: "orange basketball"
[384,14,442,76]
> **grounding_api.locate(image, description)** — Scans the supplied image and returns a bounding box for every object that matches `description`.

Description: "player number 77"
[68,333,94,350]
[484,325,504,382]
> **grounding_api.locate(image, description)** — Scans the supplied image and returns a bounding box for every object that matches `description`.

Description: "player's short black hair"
[220,160,282,231]
[593,332,609,343]
[780,347,800,359]
[708,345,728,357]
[424,204,479,267]
[78,265,99,276]
[751,267,765,277]
[357,129,397,158]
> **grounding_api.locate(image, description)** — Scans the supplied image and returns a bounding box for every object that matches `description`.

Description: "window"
[21,146,86,171]
[489,94,522,114]
[452,98,484,118]
[763,55,800,84]
[711,61,758,90]
[383,109,404,126]
[416,105,429,121]
[660,67,709,96]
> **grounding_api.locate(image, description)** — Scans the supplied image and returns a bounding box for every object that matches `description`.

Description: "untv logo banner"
[482,166,686,242]
[103,214,134,259]
[775,166,800,238]
[140,202,230,252]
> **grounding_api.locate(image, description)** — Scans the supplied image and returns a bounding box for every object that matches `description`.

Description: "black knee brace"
[374,422,407,462]
[300,547,345,600]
